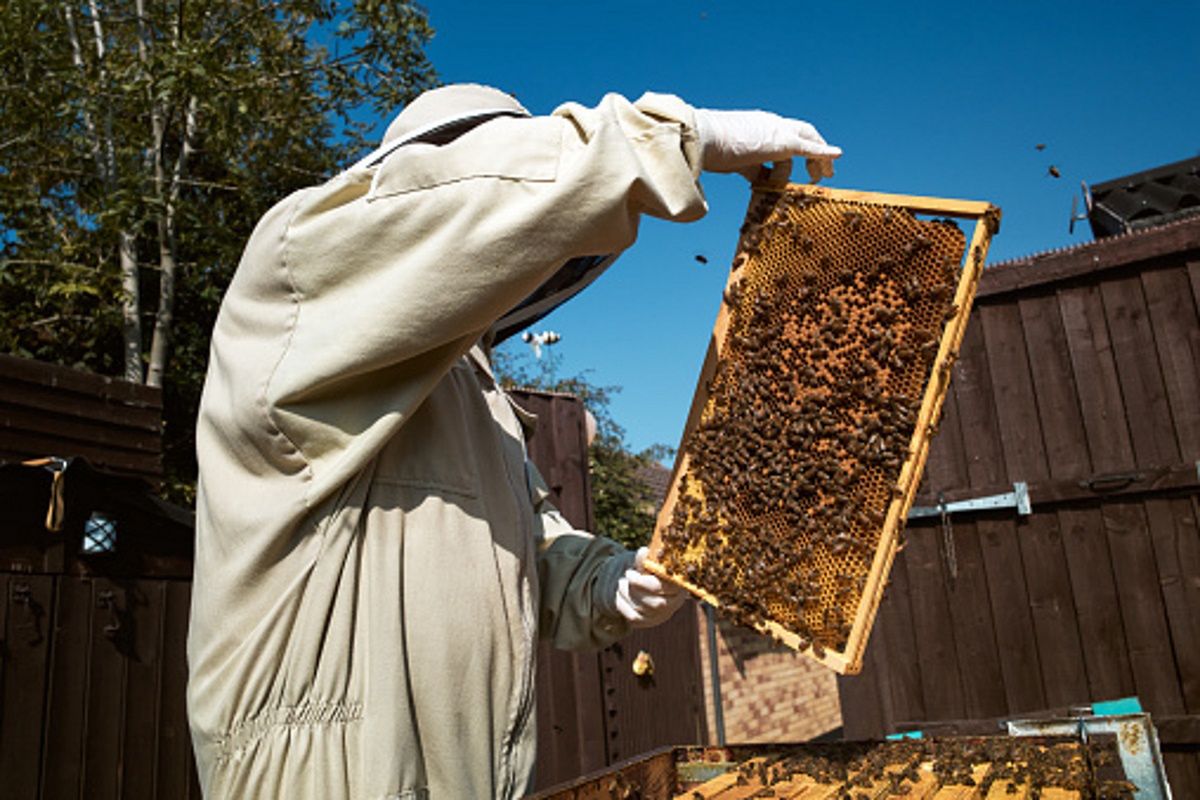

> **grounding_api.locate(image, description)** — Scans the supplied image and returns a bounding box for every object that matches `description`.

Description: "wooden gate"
[837,217,1200,794]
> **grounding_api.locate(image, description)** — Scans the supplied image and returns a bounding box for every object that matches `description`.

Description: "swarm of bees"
[656,187,974,655]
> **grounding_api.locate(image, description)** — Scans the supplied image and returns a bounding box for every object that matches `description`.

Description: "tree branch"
[146,0,198,388]
[61,3,107,180]
[85,0,118,182]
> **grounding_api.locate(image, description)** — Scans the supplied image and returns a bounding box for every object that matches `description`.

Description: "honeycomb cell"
[648,184,998,672]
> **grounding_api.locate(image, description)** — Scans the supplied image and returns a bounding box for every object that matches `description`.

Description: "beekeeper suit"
[188,84,839,799]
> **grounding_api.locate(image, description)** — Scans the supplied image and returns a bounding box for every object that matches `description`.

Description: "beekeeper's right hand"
[614,547,687,628]
[694,108,842,183]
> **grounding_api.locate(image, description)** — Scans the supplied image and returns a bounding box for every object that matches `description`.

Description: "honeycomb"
[646,183,999,674]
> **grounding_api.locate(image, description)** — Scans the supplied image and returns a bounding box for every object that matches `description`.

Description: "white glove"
[614,547,687,628]
[694,108,842,182]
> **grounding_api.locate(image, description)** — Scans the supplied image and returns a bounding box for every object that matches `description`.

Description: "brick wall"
[695,607,842,743]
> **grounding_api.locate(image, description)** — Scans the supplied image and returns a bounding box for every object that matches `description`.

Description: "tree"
[493,344,672,550]
[0,0,436,496]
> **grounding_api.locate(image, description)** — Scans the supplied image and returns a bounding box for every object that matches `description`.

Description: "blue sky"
[417,2,1200,457]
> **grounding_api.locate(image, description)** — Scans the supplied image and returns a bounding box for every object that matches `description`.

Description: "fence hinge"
[908,481,1031,520]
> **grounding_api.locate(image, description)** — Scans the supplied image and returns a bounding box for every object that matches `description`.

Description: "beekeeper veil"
[362,84,620,346]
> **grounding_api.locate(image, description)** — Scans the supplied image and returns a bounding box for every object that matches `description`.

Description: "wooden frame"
[645,182,1000,675]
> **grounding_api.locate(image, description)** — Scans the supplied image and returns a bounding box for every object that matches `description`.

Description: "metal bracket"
[908,481,1031,520]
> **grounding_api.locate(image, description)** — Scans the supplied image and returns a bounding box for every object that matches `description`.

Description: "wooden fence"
[512,390,708,791]
[837,216,1200,795]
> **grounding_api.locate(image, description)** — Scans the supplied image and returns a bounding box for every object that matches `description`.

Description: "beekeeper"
[188,84,840,799]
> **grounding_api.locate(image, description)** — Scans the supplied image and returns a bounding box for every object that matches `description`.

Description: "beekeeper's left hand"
[615,547,687,628]
[694,107,841,183]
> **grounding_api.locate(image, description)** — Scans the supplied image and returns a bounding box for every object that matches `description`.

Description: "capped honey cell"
[646,183,1000,674]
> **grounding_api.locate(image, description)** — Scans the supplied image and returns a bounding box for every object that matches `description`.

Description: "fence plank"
[1101,274,1182,469]
[0,574,53,800]
[1162,750,1200,800]
[1017,293,1091,479]
[1102,501,1186,715]
[0,402,161,454]
[0,431,161,476]
[535,645,576,788]
[121,580,164,798]
[0,355,160,407]
[864,603,896,733]
[923,379,970,493]
[156,581,196,799]
[510,391,594,531]
[41,576,92,800]
[0,574,6,711]
[83,579,125,800]
[977,518,1045,714]
[533,645,607,790]
[0,380,160,433]
[1017,514,1090,709]
[877,549,924,726]
[572,649,608,774]
[1144,497,1200,714]
[837,654,886,739]
[1057,284,1135,473]
[949,318,1007,489]
[942,521,1006,719]
[903,527,964,720]
[551,396,595,531]
[979,302,1050,483]
[1141,264,1200,460]
[1055,507,1136,703]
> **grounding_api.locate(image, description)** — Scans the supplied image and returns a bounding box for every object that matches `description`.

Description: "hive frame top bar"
[759,180,998,221]
[644,181,999,675]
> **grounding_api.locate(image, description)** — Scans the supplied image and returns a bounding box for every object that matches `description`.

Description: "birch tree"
[0,0,436,491]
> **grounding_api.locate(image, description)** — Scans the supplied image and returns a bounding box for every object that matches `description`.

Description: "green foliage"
[493,344,673,550]
[0,0,437,500]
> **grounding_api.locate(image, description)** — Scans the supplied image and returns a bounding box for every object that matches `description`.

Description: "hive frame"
[645,181,1000,675]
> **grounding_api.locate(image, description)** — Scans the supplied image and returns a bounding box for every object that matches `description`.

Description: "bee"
[1047,165,1062,178]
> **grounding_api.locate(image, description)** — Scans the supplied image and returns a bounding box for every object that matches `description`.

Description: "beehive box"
[645,182,1000,674]
[531,739,1135,799]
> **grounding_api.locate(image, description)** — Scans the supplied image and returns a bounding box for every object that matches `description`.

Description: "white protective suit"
[188,86,708,798]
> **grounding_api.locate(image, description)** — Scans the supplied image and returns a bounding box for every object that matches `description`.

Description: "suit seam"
[260,189,315,494]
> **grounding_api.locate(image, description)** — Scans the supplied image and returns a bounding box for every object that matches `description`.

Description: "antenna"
[1068,180,1093,235]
